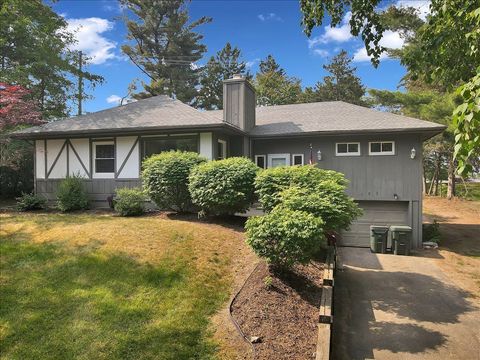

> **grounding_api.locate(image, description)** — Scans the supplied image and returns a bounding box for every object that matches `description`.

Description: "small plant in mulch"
[263,275,273,289]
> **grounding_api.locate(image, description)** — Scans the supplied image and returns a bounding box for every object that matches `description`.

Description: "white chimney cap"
[232,74,243,79]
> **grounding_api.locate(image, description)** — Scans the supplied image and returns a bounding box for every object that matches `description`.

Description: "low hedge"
[16,192,47,211]
[142,151,206,212]
[189,157,258,216]
[245,207,325,268]
[254,165,348,212]
[114,187,146,216]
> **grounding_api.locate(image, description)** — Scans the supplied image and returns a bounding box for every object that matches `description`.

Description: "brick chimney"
[223,75,256,132]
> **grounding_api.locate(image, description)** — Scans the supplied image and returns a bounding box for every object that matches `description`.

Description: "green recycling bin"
[370,225,389,253]
[390,225,412,255]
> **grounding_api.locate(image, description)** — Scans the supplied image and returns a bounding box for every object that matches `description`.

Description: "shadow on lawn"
[0,235,217,359]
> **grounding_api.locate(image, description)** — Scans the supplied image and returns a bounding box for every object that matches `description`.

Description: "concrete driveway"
[331,247,480,360]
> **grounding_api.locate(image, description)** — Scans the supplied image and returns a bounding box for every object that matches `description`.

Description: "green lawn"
[0,212,247,359]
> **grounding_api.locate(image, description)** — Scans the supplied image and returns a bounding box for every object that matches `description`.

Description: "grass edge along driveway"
[0,212,252,360]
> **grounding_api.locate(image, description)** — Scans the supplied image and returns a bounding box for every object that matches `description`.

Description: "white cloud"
[246,58,260,68]
[106,95,122,105]
[257,13,282,22]
[353,30,404,62]
[66,17,117,65]
[313,49,329,58]
[395,0,431,20]
[308,12,352,48]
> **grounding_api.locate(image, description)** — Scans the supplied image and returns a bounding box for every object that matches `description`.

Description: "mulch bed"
[231,259,325,359]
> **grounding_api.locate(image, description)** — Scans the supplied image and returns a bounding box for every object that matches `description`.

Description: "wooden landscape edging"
[316,246,336,360]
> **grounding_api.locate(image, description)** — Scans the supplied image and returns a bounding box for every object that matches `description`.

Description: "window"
[93,141,115,177]
[217,139,227,159]
[292,154,304,165]
[369,141,395,155]
[255,155,266,169]
[267,154,290,168]
[336,142,360,156]
[143,136,198,158]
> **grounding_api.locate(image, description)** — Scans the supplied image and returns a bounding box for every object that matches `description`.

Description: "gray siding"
[36,179,142,207]
[223,78,256,131]
[252,134,423,202]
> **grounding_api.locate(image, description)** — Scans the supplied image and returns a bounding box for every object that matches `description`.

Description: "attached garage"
[339,201,409,247]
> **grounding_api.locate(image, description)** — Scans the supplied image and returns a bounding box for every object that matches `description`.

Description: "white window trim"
[217,139,227,159]
[369,141,395,156]
[267,153,290,168]
[92,140,115,179]
[292,154,304,166]
[255,155,266,169]
[335,142,361,156]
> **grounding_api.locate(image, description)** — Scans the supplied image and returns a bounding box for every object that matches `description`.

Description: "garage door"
[339,201,409,247]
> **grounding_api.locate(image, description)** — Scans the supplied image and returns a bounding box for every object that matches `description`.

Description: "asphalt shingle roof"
[247,101,446,136]
[14,95,223,136]
[13,97,445,138]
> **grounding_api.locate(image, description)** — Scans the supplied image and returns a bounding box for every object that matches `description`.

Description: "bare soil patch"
[231,259,325,360]
[423,197,480,297]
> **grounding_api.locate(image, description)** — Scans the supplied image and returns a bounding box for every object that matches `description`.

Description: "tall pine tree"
[121,0,211,103]
[255,55,301,106]
[196,43,248,110]
[303,50,366,105]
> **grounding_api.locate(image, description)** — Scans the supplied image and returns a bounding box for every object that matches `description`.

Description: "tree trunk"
[447,157,456,200]
[422,173,427,196]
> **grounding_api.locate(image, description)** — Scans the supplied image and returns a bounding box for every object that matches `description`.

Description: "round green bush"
[278,185,362,232]
[142,151,206,212]
[114,187,146,216]
[245,207,325,268]
[254,165,348,212]
[188,157,258,216]
[16,192,47,211]
[56,175,89,212]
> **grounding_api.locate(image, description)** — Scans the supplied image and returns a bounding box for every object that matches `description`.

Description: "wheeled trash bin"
[390,225,412,255]
[370,225,389,253]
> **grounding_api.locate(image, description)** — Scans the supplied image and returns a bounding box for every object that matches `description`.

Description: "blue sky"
[51,0,430,114]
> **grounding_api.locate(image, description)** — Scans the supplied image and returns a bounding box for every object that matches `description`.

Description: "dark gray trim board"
[68,139,90,177]
[116,136,139,178]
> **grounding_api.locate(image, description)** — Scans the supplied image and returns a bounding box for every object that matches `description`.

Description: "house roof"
[246,101,446,137]
[12,96,445,139]
[12,95,225,138]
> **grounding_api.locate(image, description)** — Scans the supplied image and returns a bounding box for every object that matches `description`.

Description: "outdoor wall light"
[317,150,322,161]
[394,193,399,200]
[410,147,416,159]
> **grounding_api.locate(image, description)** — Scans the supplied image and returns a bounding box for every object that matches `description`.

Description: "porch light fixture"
[317,150,322,161]
[410,147,416,159]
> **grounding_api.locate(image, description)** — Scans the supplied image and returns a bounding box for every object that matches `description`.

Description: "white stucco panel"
[35,140,46,179]
[46,139,67,179]
[199,132,213,160]
[69,138,90,178]
[116,136,140,178]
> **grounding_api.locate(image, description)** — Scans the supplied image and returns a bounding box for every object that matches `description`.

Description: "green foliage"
[302,50,366,106]
[278,185,362,232]
[114,187,146,216]
[142,151,206,212]
[422,220,441,244]
[196,43,249,110]
[56,175,89,212]
[453,68,480,176]
[255,55,302,106]
[254,165,347,212]
[188,157,258,216]
[16,192,47,211]
[0,137,34,198]
[263,276,273,289]
[300,0,385,66]
[1,0,103,119]
[121,0,211,103]
[245,207,325,268]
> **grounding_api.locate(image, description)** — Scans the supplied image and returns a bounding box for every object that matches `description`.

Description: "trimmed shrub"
[423,220,441,243]
[189,157,258,216]
[16,192,47,211]
[56,175,89,212]
[245,207,325,268]
[142,151,206,212]
[278,184,362,232]
[114,187,146,216]
[254,165,347,212]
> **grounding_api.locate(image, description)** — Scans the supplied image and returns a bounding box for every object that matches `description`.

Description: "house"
[12,75,445,248]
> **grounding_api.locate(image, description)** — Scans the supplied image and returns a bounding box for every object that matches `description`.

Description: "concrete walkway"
[331,247,480,360]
